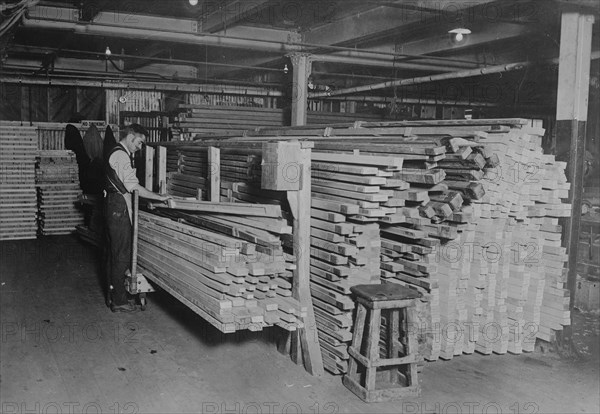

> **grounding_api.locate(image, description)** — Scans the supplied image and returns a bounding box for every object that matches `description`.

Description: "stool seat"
[351,283,422,303]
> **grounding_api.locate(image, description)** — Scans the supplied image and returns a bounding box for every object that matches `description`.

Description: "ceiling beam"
[302,5,431,46]
[4,57,124,75]
[123,45,172,71]
[212,25,301,44]
[28,5,197,33]
[356,21,536,59]
[22,18,301,55]
[302,1,498,47]
[198,0,272,33]
[25,5,300,51]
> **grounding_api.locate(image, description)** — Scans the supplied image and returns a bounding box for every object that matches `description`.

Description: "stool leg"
[388,309,401,384]
[405,306,419,387]
[347,303,367,379]
[364,308,381,392]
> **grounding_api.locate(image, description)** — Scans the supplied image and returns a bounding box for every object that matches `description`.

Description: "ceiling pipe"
[0,75,283,96]
[312,54,468,72]
[314,51,479,69]
[311,50,600,98]
[9,45,284,73]
[308,95,499,107]
[310,61,532,98]
[11,45,468,79]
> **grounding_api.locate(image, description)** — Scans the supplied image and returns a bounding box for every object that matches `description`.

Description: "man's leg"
[105,194,132,307]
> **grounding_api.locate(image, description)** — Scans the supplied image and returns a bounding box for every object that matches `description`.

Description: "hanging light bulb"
[283,64,289,74]
[448,28,471,44]
[105,46,112,57]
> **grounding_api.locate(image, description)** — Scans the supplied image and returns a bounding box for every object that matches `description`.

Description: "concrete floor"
[1,236,598,414]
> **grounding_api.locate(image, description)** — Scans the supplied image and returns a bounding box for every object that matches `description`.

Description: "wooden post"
[144,146,155,191]
[287,141,324,376]
[554,12,594,353]
[555,12,594,307]
[131,189,139,283]
[288,53,312,126]
[208,146,220,202]
[157,146,167,195]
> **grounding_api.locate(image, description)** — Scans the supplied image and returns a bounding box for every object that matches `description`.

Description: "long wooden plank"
[313,171,386,185]
[139,211,250,249]
[158,198,282,217]
[311,197,359,215]
[311,152,403,169]
[312,184,389,202]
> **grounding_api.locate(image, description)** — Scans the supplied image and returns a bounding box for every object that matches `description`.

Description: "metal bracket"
[125,271,155,295]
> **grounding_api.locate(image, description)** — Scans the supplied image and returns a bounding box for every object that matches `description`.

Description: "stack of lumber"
[231,119,572,361]
[217,144,387,374]
[137,204,305,333]
[0,125,38,240]
[310,138,460,365]
[219,149,262,185]
[306,110,384,125]
[165,144,264,200]
[471,123,571,351]
[172,105,387,139]
[153,118,572,367]
[365,119,571,359]
[173,105,284,139]
[36,150,84,235]
[310,151,410,374]
[166,146,209,199]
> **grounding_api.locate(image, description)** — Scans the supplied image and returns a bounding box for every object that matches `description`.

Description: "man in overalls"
[105,124,169,312]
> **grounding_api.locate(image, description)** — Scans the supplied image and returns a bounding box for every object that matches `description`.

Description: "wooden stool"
[343,283,422,402]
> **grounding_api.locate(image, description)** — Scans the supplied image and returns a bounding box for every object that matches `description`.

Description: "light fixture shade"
[448,28,471,44]
[105,46,112,57]
[189,0,198,5]
[448,28,471,35]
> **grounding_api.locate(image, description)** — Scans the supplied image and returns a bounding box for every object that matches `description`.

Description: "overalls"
[104,144,134,306]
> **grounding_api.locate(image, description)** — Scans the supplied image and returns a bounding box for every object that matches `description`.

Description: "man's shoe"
[111,303,139,313]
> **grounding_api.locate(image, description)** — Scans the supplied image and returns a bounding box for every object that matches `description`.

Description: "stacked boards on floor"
[36,150,84,235]
[0,125,38,240]
[472,124,571,350]
[237,119,572,363]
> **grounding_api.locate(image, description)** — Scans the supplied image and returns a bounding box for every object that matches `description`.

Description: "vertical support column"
[157,146,167,195]
[288,53,312,126]
[555,12,594,307]
[208,146,221,202]
[287,141,323,376]
[105,89,110,124]
[144,146,155,191]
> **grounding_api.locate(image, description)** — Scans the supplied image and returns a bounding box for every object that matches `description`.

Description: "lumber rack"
[142,138,324,376]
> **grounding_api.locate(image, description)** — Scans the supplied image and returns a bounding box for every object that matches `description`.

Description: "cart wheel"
[140,293,147,311]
